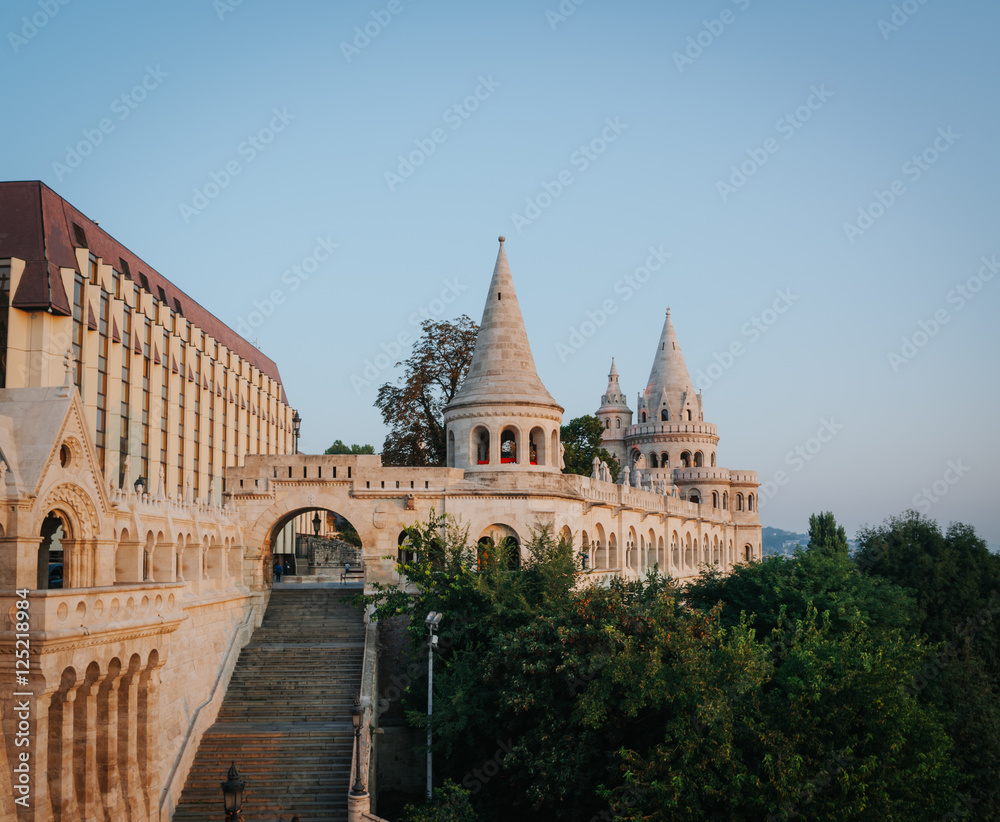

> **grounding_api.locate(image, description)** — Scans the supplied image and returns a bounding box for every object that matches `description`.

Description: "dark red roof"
[0,181,288,403]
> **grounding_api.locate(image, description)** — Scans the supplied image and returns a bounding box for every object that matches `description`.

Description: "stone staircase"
[171,585,365,822]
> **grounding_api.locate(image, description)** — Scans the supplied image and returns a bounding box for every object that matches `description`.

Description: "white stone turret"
[636,308,703,425]
[443,237,564,472]
[596,358,631,466]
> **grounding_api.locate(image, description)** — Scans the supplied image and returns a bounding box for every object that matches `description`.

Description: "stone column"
[76,670,100,821]
[118,663,141,819]
[93,540,118,587]
[32,679,59,822]
[99,667,123,820]
[60,687,78,821]
[139,661,163,819]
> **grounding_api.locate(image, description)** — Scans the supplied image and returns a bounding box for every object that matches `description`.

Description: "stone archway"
[36,483,101,589]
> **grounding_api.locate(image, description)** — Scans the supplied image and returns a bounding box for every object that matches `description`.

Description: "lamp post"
[424,611,443,800]
[351,697,366,795]
[292,410,301,454]
[312,512,322,537]
[134,476,146,497]
[581,551,589,571]
[220,762,245,821]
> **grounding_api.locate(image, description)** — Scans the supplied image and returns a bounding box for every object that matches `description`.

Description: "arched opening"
[660,408,668,421]
[641,411,647,423]
[38,511,68,589]
[694,451,704,467]
[605,419,610,429]
[594,524,607,569]
[722,492,728,510]
[266,507,364,581]
[472,426,491,465]
[478,524,521,571]
[671,532,680,569]
[686,409,692,421]
[684,533,692,568]
[689,490,701,505]
[681,451,691,468]
[580,530,590,569]
[447,429,455,468]
[713,536,720,565]
[627,528,638,571]
[744,544,753,562]
[398,530,416,565]
[661,452,669,469]
[712,491,719,508]
[608,533,618,569]
[649,452,658,468]
[748,494,755,512]
[500,427,518,464]
[529,426,546,466]
[615,417,621,429]
[736,493,744,511]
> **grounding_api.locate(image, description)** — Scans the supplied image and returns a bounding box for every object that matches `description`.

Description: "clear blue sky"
[4,0,998,546]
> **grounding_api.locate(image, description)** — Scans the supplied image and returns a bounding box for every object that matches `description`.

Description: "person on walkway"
[274,561,283,583]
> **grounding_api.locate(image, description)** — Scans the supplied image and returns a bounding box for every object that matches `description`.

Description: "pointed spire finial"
[498,235,505,244]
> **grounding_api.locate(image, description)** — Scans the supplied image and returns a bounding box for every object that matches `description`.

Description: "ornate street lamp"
[425,611,443,799]
[312,512,322,536]
[220,762,245,821]
[351,697,366,795]
[581,551,589,571]
[292,410,301,454]
[134,476,146,496]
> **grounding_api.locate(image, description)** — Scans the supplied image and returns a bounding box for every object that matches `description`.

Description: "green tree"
[375,316,478,466]
[324,439,375,455]
[807,510,850,558]
[560,414,620,481]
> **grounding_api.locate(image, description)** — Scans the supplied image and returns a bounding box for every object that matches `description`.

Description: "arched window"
[605,419,610,429]
[689,492,701,505]
[722,492,728,510]
[447,430,455,468]
[686,409,692,421]
[712,491,719,508]
[736,493,744,511]
[660,408,668,421]
[748,494,755,511]
[694,451,704,467]
[744,544,753,562]
[616,417,621,429]
[473,427,490,465]
[398,530,416,565]
[661,453,669,468]
[681,451,691,468]
[500,427,518,464]
[649,452,658,468]
[529,426,546,466]
[641,411,647,423]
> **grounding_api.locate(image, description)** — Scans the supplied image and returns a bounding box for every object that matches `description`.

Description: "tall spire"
[446,237,561,412]
[600,358,628,409]
[641,308,698,420]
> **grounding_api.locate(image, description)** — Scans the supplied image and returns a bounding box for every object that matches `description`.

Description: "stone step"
[172,590,365,822]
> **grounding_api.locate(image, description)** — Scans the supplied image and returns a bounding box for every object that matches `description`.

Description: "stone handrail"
[348,605,387,821]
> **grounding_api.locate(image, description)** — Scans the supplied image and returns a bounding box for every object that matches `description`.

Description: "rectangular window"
[96,291,110,469]
[72,273,85,392]
[119,305,132,487]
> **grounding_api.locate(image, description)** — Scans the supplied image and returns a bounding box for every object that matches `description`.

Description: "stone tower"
[596,358,631,467]
[443,237,564,473]
[625,308,719,481]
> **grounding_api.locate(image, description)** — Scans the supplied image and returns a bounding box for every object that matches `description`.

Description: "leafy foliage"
[324,439,375,454]
[359,512,975,822]
[374,316,478,466]
[560,414,620,481]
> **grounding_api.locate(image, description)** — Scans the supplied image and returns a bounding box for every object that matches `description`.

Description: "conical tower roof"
[446,237,562,412]
[643,308,696,409]
[599,358,630,412]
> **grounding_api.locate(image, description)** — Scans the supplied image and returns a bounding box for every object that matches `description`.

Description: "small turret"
[595,358,631,466]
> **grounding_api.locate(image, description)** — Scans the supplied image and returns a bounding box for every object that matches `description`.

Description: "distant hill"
[762,526,807,557]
